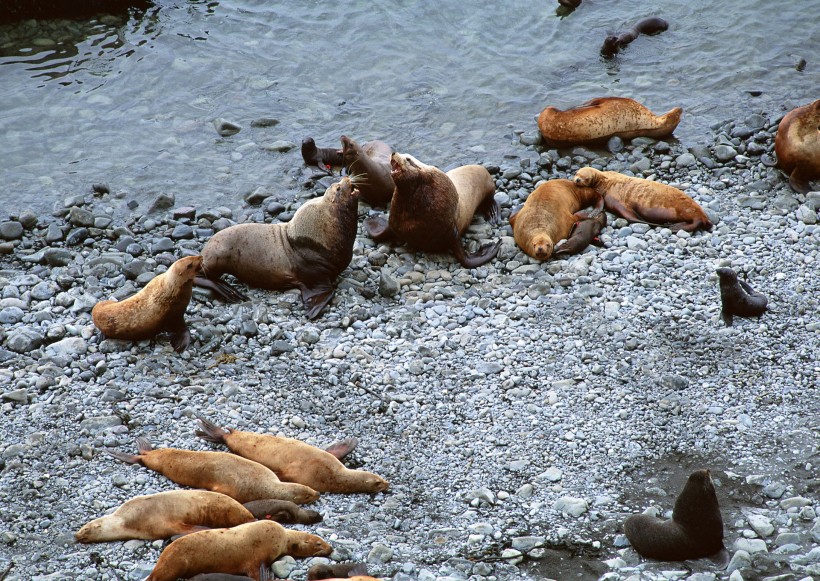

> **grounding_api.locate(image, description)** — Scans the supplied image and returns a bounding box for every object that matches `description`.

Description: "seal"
[145,520,332,581]
[107,437,319,505]
[573,167,713,232]
[554,208,608,257]
[509,179,603,260]
[715,267,768,327]
[364,153,501,267]
[189,572,268,581]
[775,99,820,194]
[308,563,379,580]
[538,97,682,147]
[75,489,255,543]
[601,17,669,58]
[195,177,360,319]
[302,137,344,175]
[196,418,389,494]
[340,135,395,206]
[92,255,202,352]
[624,469,729,564]
[241,499,322,525]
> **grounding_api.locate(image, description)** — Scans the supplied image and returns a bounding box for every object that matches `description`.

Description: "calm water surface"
[1,0,817,216]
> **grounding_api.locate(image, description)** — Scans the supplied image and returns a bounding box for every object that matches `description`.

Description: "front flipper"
[325,436,359,460]
[300,281,335,320]
[171,524,211,539]
[451,232,501,268]
[194,275,249,303]
[364,215,395,243]
[789,169,812,195]
[169,327,191,353]
[721,310,734,327]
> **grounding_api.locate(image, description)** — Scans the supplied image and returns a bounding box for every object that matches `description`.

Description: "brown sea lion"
[307,562,382,580]
[242,499,322,524]
[189,571,268,581]
[601,17,669,58]
[554,209,608,257]
[75,490,255,543]
[340,136,395,206]
[302,138,344,176]
[364,154,501,267]
[538,97,682,147]
[624,469,729,564]
[715,267,768,327]
[146,520,332,581]
[509,179,603,260]
[195,177,360,319]
[196,418,388,494]
[107,437,319,505]
[91,255,202,352]
[573,167,713,232]
[775,99,820,194]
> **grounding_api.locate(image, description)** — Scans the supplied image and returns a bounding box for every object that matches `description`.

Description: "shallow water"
[1,0,817,216]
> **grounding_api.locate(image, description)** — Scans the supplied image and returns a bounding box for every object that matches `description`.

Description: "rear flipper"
[300,281,335,320]
[478,196,501,225]
[452,234,501,268]
[195,416,231,444]
[324,436,359,460]
[789,169,812,195]
[708,547,730,568]
[169,524,212,540]
[105,450,142,465]
[169,327,191,353]
[721,310,734,327]
[363,215,395,243]
[194,276,249,303]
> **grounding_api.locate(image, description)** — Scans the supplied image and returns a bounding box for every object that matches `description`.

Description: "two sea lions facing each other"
[340,135,395,207]
[538,97,682,147]
[715,267,768,327]
[600,17,669,58]
[573,167,713,232]
[775,99,820,194]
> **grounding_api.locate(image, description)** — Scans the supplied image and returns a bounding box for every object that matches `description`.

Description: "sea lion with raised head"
[538,97,682,147]
[195,177,360,319]
[340,135,395,206]
[145,520,332,581]
[624,469,729,564]
[775,99,820,194]
[573,167,712,232]
[509,179,603,260]
[107,437,319,505]
[715,267,768,327]
[364,153,500,267]
[301,137,344,175]
[554,208,608,257]
[196,418,388,494]
[241,499,322,524]
[601,17,669,58]
[92,255,202,352]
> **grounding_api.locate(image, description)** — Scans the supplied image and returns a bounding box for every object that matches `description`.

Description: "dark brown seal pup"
[145,520,332,581]
[554,209,607,257]
[624,469,729,564]
[242,499,322,524]
[308,562,380,580]
[301,138,344,175]
[775,99,820,194]
[340,135,395,206]
[75,490,255,543]
[92,255,202,352]
[196,418,388,494]
[364,153,501,267]
[107,437,319,505]
[715,267,768,327]
[196,177,360,319]
[601,17,669,58]
[573,167,712,232]
[538,97,682,147]
[509,179,603,260]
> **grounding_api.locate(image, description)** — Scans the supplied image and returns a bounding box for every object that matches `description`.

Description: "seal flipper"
[194,276,249,303]
[451,231,501,268]
[363,215,395,242]
[169,524,211,540]
[195,417,231,444]
[259,563,270,581]
[477,196,501,225]
[708,547,730,568]
[105,449,142,465]
[324,436,359,460]
[721,310,734,327]
[789,169,811,195]
[300,282,335,320]
[169,327,191,353]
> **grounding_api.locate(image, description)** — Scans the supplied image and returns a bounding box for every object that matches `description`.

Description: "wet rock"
[250,118,279,128]
[6,327,45,353]
[149,193,175,214]
[554,496,588,517]
[68,207,94,227]
[213,118,242,137]
[0,221,24,240]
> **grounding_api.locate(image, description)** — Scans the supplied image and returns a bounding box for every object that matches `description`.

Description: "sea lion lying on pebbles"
[601,17,669,58]
[554,208,608,257]
[715,267,768,326]
[775,99,820,194]
[308,562,382,580]
[241,499,322,524]
[340,135,395,206]
[301,137,344,175]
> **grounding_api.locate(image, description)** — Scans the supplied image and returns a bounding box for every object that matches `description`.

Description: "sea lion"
[242,499,322,524]
[554,209,608,257]
[538,97,682,147]
[301,138,344,175]
[340,136,395,206]
[91,255,202,352]
[196,418,388,494]
[195,177,360,319]
[189,572,267,581]
[146,520,332,581]
[715,267,768,327]
[509,179,603,260]
[107,437,319,505]
[364,153,501,268]
[308,562,381,580]
[573,167,713,232]
[774,99,820,194]
[624,469,729,564]
[601,17,669,58]
[75,490,255,543]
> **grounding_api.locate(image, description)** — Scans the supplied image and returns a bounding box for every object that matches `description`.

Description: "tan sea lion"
[537,97,682,146]
[107,437,319,505]
[364,153,501,267]
[75,489,255,543]
[145,520,332,581]
[573,167,712,232]
[195,177,360,319]
[775,99,820,194]
[241,499,322,524]
[91,255,202,352]
[196,418,388,494]
[509,179,603,260]
[624,469,729,565]
[340,135,395,206]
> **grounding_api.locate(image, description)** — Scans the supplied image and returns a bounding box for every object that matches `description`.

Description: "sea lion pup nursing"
[91,255,202,352]
[340,135,395,207]
[145,520,331,581]
[715,267,768,327]
[195,177,360,319]
[196,418,389,494]
[775,99,820,194]
[624,469,729,565]
[538,97,682,147]
[364,153,501,267]
[554,209,607,257]
[107,437,319,504]
[308,562,382,580]
[573,167,712,232]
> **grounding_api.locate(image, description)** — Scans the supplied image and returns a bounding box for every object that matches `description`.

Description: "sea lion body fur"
[301,137,344,175]
[554,209,608,257]
[775,99,820,194]
[340,136,395,206]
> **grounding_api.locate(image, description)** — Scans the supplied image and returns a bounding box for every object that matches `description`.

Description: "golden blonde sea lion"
[775,99,820,194]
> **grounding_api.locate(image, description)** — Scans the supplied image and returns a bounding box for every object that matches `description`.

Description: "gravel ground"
[0,110,818,581]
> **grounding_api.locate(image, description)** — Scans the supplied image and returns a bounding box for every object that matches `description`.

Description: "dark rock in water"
[127,200,139,210]
[148,193,175,214]
[250,118,279,128]
[0,0,152,23]
[213,118,242,137]
[92,183,110,195]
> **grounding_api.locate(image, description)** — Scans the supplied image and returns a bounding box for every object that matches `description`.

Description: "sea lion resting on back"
[775,99,820,194]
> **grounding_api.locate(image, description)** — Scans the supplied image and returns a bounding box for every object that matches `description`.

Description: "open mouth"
[390,155,402,177]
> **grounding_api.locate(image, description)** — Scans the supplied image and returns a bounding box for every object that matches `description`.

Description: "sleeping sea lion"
[554,208,608,257]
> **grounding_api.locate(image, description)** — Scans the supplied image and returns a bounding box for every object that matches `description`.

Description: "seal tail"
[195,416,230,444]
[194,275,249,304]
